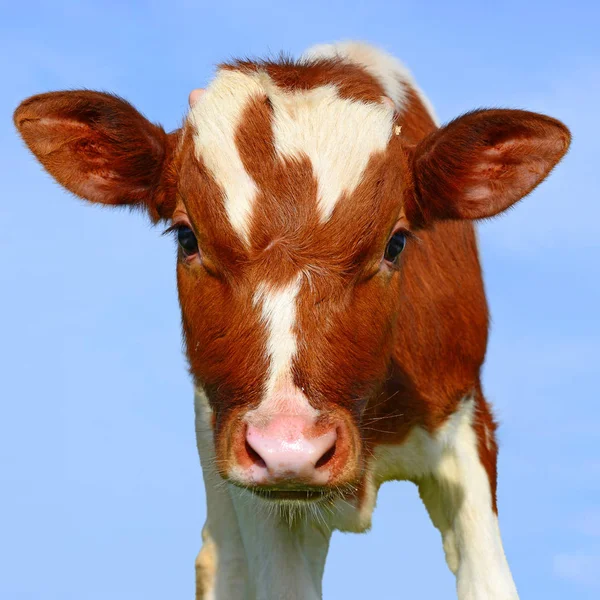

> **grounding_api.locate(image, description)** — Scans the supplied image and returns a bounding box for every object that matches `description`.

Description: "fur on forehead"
[185,57,398,244]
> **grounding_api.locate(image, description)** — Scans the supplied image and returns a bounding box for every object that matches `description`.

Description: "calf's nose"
[245,416,337,485]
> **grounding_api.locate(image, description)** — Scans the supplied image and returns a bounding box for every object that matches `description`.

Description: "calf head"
[15,57,570,503]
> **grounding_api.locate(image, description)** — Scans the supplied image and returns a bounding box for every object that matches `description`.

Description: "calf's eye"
[384,230,407,263]
[177,226,199,256]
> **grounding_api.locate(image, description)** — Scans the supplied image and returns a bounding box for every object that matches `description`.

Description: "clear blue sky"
[1,1,598,598]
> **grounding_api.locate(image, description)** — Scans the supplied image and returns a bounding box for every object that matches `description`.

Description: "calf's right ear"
[14,91,178,222]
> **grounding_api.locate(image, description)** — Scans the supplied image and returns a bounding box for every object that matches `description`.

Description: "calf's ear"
[14,91,178,222]
[406,109,571,226]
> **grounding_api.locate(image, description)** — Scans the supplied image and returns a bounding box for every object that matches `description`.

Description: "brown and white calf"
[15,42,570,599]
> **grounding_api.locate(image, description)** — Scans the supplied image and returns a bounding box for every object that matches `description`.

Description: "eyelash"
[162,223,185,237]
[162,223,200,260]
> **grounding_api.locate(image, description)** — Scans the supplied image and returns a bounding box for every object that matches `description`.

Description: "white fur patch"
[432,400,517,599]
[193,388,249,598]
[189,63,395,228]
[253,276,301,399]
[266,81,394,221]
[302,41,439,125]
[188,70,262,243]
[230,488,330,599]
[250,276,318,423]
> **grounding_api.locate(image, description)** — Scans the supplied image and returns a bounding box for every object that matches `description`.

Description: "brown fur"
[226,58,387,103]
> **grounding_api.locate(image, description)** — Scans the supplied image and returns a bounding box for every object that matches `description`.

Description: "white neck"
[194,388,331,600]
[231,491,332,600]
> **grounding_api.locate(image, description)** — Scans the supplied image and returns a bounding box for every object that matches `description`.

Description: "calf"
[15,42,570,599]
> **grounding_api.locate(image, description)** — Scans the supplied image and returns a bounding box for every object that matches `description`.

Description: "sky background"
[1,1,598,598]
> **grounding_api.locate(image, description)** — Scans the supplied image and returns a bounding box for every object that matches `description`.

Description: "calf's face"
[14,62,570,502]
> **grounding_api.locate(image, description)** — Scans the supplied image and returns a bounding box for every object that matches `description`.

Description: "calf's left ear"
[406,109,571,226]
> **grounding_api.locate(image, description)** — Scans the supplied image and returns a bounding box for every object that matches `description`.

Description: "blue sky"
[1,1,598,598]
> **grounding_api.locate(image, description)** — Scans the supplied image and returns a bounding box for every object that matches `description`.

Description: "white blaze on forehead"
[188,43,436,239]
[189,64,396,229]
[302,41,439,125]
[267,82,394,221]
[188,70,263,243]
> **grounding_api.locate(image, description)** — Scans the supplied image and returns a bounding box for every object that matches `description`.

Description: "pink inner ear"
[464,139,553,206]
[188,89,205,107]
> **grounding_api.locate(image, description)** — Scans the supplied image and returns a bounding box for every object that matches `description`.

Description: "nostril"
[315,439,337,469]
[245,439,266,469]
